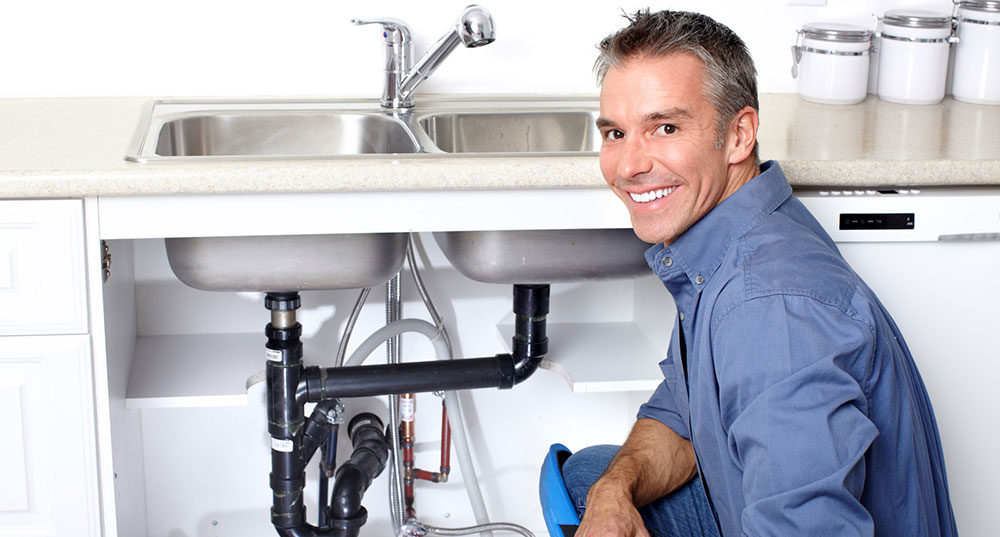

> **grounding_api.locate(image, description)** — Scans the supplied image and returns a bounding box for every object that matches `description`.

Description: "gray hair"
[596,9,759,160]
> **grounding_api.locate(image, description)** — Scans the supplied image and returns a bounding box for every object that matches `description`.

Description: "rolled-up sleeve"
[713,294,879,537]
[637,368,690,440]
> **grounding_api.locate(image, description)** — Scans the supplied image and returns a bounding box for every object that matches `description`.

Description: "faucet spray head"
[457,5,496,47]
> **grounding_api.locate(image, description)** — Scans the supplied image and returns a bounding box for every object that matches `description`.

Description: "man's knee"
[561,444,621,507]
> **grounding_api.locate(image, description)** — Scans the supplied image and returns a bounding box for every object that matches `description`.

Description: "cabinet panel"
[0,375,30,511]
[0,335,99,537]
[0,200,87,335]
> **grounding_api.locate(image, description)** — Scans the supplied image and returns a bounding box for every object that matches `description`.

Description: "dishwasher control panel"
[839,213,915,230]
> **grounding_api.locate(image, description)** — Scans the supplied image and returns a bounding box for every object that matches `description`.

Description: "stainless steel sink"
[417,111,601,153]
[165,233,409,292]
[125,98,601,161]
[126,101,435,161]
[154,112,421,157]
[433,229,650,284]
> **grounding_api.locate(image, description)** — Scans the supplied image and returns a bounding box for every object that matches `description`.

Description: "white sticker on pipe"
[266,349,282,362]
[400,397,415,422]
[271,437,294,453]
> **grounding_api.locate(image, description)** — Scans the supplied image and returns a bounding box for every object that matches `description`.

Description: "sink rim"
[124,96,600,163]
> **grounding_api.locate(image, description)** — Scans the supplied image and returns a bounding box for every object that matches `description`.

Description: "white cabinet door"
[0,200,87,336]
[0,335,100,537]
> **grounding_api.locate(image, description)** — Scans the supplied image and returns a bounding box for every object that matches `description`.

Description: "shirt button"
[679,311,685,321]
[695,275,704,285]
[662,257,673,267]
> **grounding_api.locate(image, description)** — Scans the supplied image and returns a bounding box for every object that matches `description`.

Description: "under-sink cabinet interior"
[99,233,674,537]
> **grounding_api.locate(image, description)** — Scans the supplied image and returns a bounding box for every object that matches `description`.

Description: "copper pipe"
[415,398,452,483]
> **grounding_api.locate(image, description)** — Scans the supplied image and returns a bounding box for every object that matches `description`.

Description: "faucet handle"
[351,17,412,43]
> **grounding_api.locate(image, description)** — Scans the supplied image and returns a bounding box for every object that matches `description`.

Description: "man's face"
[598,53,739,245]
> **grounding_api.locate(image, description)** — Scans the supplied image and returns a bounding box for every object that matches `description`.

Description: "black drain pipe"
[266,285,549,537]
[324,413,390,537]
[265,292,310,536]
[300,284,550,403]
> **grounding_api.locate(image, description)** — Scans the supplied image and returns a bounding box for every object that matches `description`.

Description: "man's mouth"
[628,185,677,203]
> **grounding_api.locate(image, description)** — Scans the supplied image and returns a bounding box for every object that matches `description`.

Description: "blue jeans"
[562,445,720,537]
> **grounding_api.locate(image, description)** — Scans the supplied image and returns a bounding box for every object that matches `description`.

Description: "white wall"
[0,0,954,98]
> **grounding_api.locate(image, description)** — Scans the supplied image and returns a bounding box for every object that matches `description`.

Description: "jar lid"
[957,1,1000,12]
[882,9,953,28]
[801,22,873,42]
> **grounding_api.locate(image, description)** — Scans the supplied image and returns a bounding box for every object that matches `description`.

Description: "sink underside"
[165,234,409,292]
[434,229,651,284]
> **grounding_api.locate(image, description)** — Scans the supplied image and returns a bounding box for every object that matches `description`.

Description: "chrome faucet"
[353,5,496,109]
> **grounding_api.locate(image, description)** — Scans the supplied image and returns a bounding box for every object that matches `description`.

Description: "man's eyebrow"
[595,117,617,129]
[643,108,693,122]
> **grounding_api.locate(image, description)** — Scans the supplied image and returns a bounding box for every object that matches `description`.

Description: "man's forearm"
[589,418,698,507]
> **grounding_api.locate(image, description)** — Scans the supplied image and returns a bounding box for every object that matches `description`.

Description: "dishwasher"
[797,186,1000,536]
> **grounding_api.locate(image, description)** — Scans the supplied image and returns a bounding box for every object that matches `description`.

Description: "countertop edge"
[3,158,1000,198]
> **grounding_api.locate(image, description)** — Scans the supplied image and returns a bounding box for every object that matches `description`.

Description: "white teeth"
[629,186,676,203]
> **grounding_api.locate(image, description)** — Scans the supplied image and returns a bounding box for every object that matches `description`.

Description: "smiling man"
[561,9,958,537]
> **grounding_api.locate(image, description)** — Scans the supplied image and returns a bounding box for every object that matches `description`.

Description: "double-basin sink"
[126,97,649,290]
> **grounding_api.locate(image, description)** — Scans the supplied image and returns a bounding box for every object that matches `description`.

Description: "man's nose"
[618,137,653,178]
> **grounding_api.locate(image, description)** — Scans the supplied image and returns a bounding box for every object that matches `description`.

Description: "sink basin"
[417,111,600,153]
[165,233,409,292]
[153,112,420,158]
[433,229,650,284]
[125,98,602,161]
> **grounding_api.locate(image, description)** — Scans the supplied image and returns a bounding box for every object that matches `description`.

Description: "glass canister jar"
[791,23,873,104]
[951,0,1000,104]
[876,10,955,105]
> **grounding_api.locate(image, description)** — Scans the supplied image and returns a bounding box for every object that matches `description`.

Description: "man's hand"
[577,480,651,537]
[574,418,697,537]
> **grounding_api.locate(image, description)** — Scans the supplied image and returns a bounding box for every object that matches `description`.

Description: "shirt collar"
[645,160,793,295]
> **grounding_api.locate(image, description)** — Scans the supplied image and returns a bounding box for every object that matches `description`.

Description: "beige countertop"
[1,94,998,199]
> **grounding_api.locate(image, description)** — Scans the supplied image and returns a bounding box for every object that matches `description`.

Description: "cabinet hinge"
[101,240,111,283]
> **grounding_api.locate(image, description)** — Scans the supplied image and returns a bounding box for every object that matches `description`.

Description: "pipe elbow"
[509,284,549,386]
[512,354,542,385]
[329,464,367,520]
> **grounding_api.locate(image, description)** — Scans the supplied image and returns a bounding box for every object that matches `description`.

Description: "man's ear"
[726,106,758,165]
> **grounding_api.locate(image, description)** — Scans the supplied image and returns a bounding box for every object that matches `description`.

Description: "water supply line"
[385,274,407,530]
[425,522,535,537]
[334,288,371,368]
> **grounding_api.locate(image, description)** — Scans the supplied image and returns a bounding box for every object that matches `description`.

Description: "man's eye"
[602,129,625,141]
[656,124,678,135]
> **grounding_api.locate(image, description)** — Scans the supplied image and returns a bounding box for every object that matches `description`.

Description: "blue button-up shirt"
[637,161,957,537]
